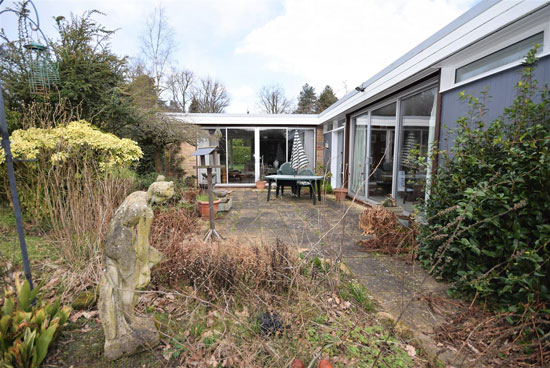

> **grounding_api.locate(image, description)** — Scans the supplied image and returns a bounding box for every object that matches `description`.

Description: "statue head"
[147,175,174,204]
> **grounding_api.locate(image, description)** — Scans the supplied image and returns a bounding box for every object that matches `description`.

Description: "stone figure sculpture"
[99,176,174,360]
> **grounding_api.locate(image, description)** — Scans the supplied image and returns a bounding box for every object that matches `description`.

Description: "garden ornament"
[98,175,174,360]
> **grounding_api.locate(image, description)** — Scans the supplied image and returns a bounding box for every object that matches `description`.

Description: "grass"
[0,206,58,267]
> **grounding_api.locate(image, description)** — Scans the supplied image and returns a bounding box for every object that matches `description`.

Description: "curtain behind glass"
[351,124,367,196]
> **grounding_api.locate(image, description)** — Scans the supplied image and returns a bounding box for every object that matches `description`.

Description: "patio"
[216,188,466,364]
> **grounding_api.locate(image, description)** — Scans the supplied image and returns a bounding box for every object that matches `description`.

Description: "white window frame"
[439,5,550,92]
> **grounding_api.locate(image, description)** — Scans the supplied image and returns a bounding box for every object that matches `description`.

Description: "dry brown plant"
[357,206,416,255]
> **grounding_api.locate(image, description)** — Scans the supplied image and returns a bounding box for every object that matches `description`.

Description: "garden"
[0,1,549,367]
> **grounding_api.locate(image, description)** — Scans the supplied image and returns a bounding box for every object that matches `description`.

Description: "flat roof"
[167,1,548,127]
[167,112,319,126]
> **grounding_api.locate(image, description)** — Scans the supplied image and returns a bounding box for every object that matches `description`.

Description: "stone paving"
[215,188,468,366]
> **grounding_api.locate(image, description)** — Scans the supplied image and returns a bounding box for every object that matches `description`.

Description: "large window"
[260,129,286,176]
[348,83,437,209]
[368,103,396,202]
[396,87,437,211]
[455,32,543,83]
[227,129,255,184]
[287,129,315,170]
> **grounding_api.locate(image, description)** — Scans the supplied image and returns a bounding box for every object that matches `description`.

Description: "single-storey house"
[170,0,550,212]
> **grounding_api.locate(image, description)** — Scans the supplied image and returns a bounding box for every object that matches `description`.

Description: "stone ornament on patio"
[98,176,174,361]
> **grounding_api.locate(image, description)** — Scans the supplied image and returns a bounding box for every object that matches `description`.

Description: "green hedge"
[418,48,550,316]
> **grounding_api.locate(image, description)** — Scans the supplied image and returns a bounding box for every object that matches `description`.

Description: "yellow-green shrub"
[0,121,141,266]
[1,120,142,170]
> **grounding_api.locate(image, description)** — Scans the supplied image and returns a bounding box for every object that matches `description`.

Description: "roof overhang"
[167,112,320,126]
[318,0,549,123]
[166,0,548,128]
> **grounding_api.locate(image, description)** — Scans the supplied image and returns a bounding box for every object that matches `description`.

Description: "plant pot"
[197,199,221,217]
[183,189,200,202]
[334,188,348,201]
[256,181,266,190]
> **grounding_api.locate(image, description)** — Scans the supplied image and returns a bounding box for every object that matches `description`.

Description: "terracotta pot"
[197,199,221,217]
[183,189,199,202]
[334,188,348,201]
[256,181,266,190]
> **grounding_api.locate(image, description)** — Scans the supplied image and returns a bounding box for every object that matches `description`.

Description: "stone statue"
[99,176,174,360]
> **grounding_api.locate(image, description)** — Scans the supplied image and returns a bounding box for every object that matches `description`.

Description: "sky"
[1,0,477,113]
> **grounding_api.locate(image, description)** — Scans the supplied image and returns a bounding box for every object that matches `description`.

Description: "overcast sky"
[2,0,477,113]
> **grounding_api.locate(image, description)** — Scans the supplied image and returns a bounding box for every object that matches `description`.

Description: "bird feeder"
[24,41,60,95]
[192,146,223,242]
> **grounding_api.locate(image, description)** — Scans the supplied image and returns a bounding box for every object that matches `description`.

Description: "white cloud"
[225,84,256,113]
[236,0,474,97]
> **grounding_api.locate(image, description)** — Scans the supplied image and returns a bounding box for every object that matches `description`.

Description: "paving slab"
[216,188,471,367]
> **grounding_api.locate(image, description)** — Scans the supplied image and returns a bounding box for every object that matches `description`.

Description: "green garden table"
[265,174,325,205]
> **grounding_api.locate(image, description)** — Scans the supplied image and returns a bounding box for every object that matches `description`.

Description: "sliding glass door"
[227,128,255,184]
[396,87,437,211]
[259,129,287,177]
[367,103,396,202]
[350,115,367,198]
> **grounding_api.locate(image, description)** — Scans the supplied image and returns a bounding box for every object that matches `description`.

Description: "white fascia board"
[166,112,320,126]
[319,0,548,124]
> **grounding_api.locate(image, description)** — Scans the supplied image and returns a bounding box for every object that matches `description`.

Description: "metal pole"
[0,83,34,289]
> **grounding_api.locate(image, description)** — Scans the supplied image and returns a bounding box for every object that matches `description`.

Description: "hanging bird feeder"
[24,41,60,95]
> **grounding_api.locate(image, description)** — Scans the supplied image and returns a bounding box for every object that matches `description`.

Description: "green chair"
[296,168,314,198]
[276,162,296,196]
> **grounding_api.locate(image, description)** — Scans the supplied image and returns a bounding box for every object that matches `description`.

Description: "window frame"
[439,6,549,92]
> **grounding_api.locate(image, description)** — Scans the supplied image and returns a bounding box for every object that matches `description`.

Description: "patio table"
[265,174,325,205]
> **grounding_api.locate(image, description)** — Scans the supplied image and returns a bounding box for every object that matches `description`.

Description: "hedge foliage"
[418,48,550,311]
[1,121,142,170]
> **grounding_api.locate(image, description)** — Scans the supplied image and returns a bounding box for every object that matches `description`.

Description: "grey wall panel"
[439,55,550,154]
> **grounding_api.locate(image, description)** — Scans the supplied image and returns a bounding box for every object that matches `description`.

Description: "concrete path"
[216,188,468,367]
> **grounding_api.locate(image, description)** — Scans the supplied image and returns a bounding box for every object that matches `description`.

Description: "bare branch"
[139,5,176,101]
[166,68,194,112]
[257,85,292,114]
[191,76,230,113]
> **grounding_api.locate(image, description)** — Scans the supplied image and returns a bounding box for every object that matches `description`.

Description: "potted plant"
[334,187,348,201]
[256,163,266,189]
[255,179,266,190]
[333,164,348,201]
[196,193,220,217]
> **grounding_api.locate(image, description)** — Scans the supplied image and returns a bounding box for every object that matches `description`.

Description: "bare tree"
[140,5,176,102]
[166,68,194,112]
[192,77,230,113]
[257,85,292,114]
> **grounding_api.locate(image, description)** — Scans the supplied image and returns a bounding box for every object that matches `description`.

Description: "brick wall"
[180,141,197,179]
[315,125,324,172]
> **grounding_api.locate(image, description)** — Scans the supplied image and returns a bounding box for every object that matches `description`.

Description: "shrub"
[418,49,550,312]
[0,121,140,266]
[152,234,296,296]
[0,276,71,367]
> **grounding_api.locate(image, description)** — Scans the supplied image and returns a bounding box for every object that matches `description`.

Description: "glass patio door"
[366,103,396,202]
[259,129,287,177]
[335,129,344,188]
[350,115,368,198]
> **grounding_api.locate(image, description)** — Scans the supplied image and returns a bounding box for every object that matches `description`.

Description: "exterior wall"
[323,132,332,168]
[180,142,197,179]
[439,54,550,153]
[315,125,324,171]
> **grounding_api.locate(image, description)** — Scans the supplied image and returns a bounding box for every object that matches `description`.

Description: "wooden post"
[203,166,221,242]
[207,167,215,231]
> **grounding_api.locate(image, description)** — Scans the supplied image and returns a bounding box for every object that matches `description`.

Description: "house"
[170,0,550,212]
